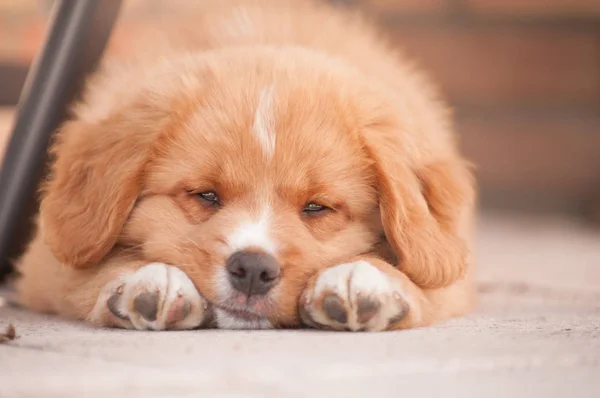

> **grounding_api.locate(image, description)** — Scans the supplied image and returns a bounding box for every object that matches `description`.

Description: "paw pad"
[133,291,159,322]
[94,263,210,330]
[356,296,381,324]
[323,295,348,324]
[301,261,409,332]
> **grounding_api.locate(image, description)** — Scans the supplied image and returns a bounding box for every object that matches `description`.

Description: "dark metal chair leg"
[0,0,122,278]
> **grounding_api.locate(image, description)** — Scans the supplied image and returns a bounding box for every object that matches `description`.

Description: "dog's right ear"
[357,107,476,289]
[40,118,155,269]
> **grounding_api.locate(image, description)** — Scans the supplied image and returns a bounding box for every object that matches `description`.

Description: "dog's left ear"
[40,116,157,269]
[360,124,476,289]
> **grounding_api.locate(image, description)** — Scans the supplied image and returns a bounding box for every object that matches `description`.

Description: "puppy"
[15,0,476,331]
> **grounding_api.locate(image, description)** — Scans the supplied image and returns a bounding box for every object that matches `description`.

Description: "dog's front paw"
[300,261,409,332]
[90,263,211,330]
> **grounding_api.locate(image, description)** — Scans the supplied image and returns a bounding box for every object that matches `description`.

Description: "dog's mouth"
[212,298,274,329]
[215,305,263,321]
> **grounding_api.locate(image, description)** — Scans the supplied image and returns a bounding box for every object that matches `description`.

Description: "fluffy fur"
[15,0,476,331]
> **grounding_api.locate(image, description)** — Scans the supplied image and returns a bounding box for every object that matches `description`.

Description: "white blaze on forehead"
[232,6,254,37]
[252,86,276,160]
[226,207,276,255]
[216,6,255,39]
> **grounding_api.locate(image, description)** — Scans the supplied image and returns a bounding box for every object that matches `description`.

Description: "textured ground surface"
[1,214,599,397]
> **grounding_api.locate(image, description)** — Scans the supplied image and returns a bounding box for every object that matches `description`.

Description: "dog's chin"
[214,307,273,330]
[212,280,277,329]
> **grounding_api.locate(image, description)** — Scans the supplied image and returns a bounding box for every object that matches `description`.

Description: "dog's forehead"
[177,86,357,160]
[147,78,371,195]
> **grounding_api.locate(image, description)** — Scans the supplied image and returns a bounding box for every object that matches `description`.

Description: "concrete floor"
[1,214,599,397]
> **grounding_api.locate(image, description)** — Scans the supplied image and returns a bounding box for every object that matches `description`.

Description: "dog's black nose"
[226,251,281,296]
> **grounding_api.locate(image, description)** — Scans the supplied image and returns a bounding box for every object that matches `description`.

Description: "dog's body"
[16,0,476,331]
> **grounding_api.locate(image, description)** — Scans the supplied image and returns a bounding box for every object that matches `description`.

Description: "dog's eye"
[302,202,330,215]
[196,191,220,205]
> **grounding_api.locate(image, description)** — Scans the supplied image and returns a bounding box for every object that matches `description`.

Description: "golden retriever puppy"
[16,0,476,331]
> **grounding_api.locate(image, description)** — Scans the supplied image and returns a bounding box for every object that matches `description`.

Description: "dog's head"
[40,48,474,328]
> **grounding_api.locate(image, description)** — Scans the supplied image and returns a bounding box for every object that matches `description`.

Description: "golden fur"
[16,0,476,330]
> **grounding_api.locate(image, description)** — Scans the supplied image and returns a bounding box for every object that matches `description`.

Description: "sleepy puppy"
[16,0,476,331]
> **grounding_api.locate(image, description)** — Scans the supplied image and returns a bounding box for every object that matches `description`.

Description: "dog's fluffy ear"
[40,117,156,269]
[361,124,475,289]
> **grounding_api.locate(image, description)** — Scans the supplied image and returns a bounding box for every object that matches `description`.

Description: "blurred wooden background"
[1,0,599,220]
